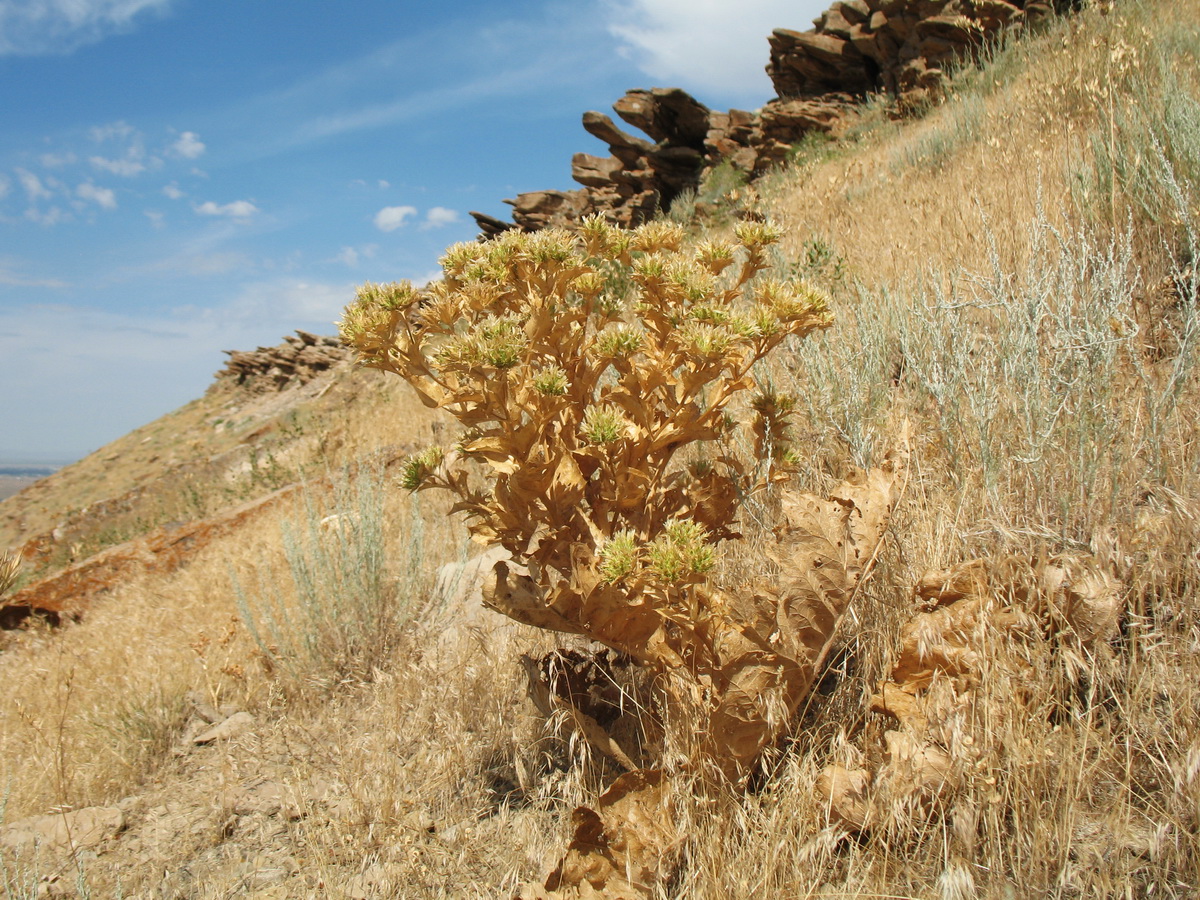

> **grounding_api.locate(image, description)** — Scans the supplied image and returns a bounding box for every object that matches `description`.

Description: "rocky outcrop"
[1,485,303,625]
[472,88,729,236]
[212,330,350,394]
[471,85,855,235]
[471,0,1062,237]
[768,0,1061,109]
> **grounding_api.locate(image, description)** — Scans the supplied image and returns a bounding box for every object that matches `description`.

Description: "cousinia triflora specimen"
[340,217,908,898]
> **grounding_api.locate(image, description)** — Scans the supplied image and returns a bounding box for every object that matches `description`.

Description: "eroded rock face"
[473,90,720,236]
[766,0,1062,107]
[211,330,350,394]
[471,0,1064,239]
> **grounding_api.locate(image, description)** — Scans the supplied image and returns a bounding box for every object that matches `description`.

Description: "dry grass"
[3,0,1200,896]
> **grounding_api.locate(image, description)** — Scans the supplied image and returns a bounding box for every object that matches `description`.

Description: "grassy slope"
[0,358,446,587]
[2,0,1199,896]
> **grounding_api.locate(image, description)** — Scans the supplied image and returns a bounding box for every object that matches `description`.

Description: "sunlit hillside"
[2,0,1198,896]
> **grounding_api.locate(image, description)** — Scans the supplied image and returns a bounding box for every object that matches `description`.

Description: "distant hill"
[0,466,58,479]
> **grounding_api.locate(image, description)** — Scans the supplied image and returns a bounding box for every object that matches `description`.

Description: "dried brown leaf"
[816,765,873,829]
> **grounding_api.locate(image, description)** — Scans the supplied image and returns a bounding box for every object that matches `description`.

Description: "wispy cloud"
[0,258,69,288]
[89,121,136,142]
[0,0,176,57]
[421,206,460,230]
[162,183,184,200]
[16,168,53,201]
[290,59,578,148]
[223,278,354,325]
[604,0,808,100]
[77,181,117,209]
[334,244,377,267]
[211,12,620,162]
[373,205,416,232]
[195,199,259,218]
[0,268,363,457]
[24,206,67,226]
[39,151,76,168]
[87,120,158,176]
[90,154,147,176]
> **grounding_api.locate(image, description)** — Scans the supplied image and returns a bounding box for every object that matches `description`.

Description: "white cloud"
[226,278,353,324]
[604,0,816,100]
[171,131,205,159]
[162,183,184,200]
[25,206,67,226]
[87,121,156,176]
[0,0,176,57]
[77,181,117,209]
[373,205,417,232]
[39,151,76,167]
[421,206,460,230]
[16,168,53,201]
[89,152,147,177]
[335,244,377,267]
[195,199,259,218]
[144,209,165,229]
[89,121,136,143]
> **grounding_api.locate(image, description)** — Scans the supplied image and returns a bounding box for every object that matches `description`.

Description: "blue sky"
[0,0,820,463]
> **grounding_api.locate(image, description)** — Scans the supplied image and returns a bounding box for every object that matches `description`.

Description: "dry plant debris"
[0,551,18,596]
[819,552,1126,830]
[341,218,909,896]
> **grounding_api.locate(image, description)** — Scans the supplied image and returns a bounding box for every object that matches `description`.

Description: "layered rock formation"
[472,0,1062,237]
[768,0,1062,108]
[470,87,849,236]
[211,330,349,394]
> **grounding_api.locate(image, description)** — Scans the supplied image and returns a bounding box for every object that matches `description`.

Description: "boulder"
[571,153,626,188]
[613,88,711,147]
[193,710,255,745]
[507,189,592,232]
[469,210,515,238]
[581,111,654,154]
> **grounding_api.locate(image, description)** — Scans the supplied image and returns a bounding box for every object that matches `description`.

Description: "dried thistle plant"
[340,217,832,668]
[341,218,906,897]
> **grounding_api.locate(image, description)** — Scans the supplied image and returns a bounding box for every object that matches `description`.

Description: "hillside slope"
[2,0,1199,897]
[1,334,447,614]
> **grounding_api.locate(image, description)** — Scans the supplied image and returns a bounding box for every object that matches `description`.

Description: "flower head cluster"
[339,215,833,664]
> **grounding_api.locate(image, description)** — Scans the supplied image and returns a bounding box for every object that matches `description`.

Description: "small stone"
[247,868,289,888]
[193,711,254,744]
